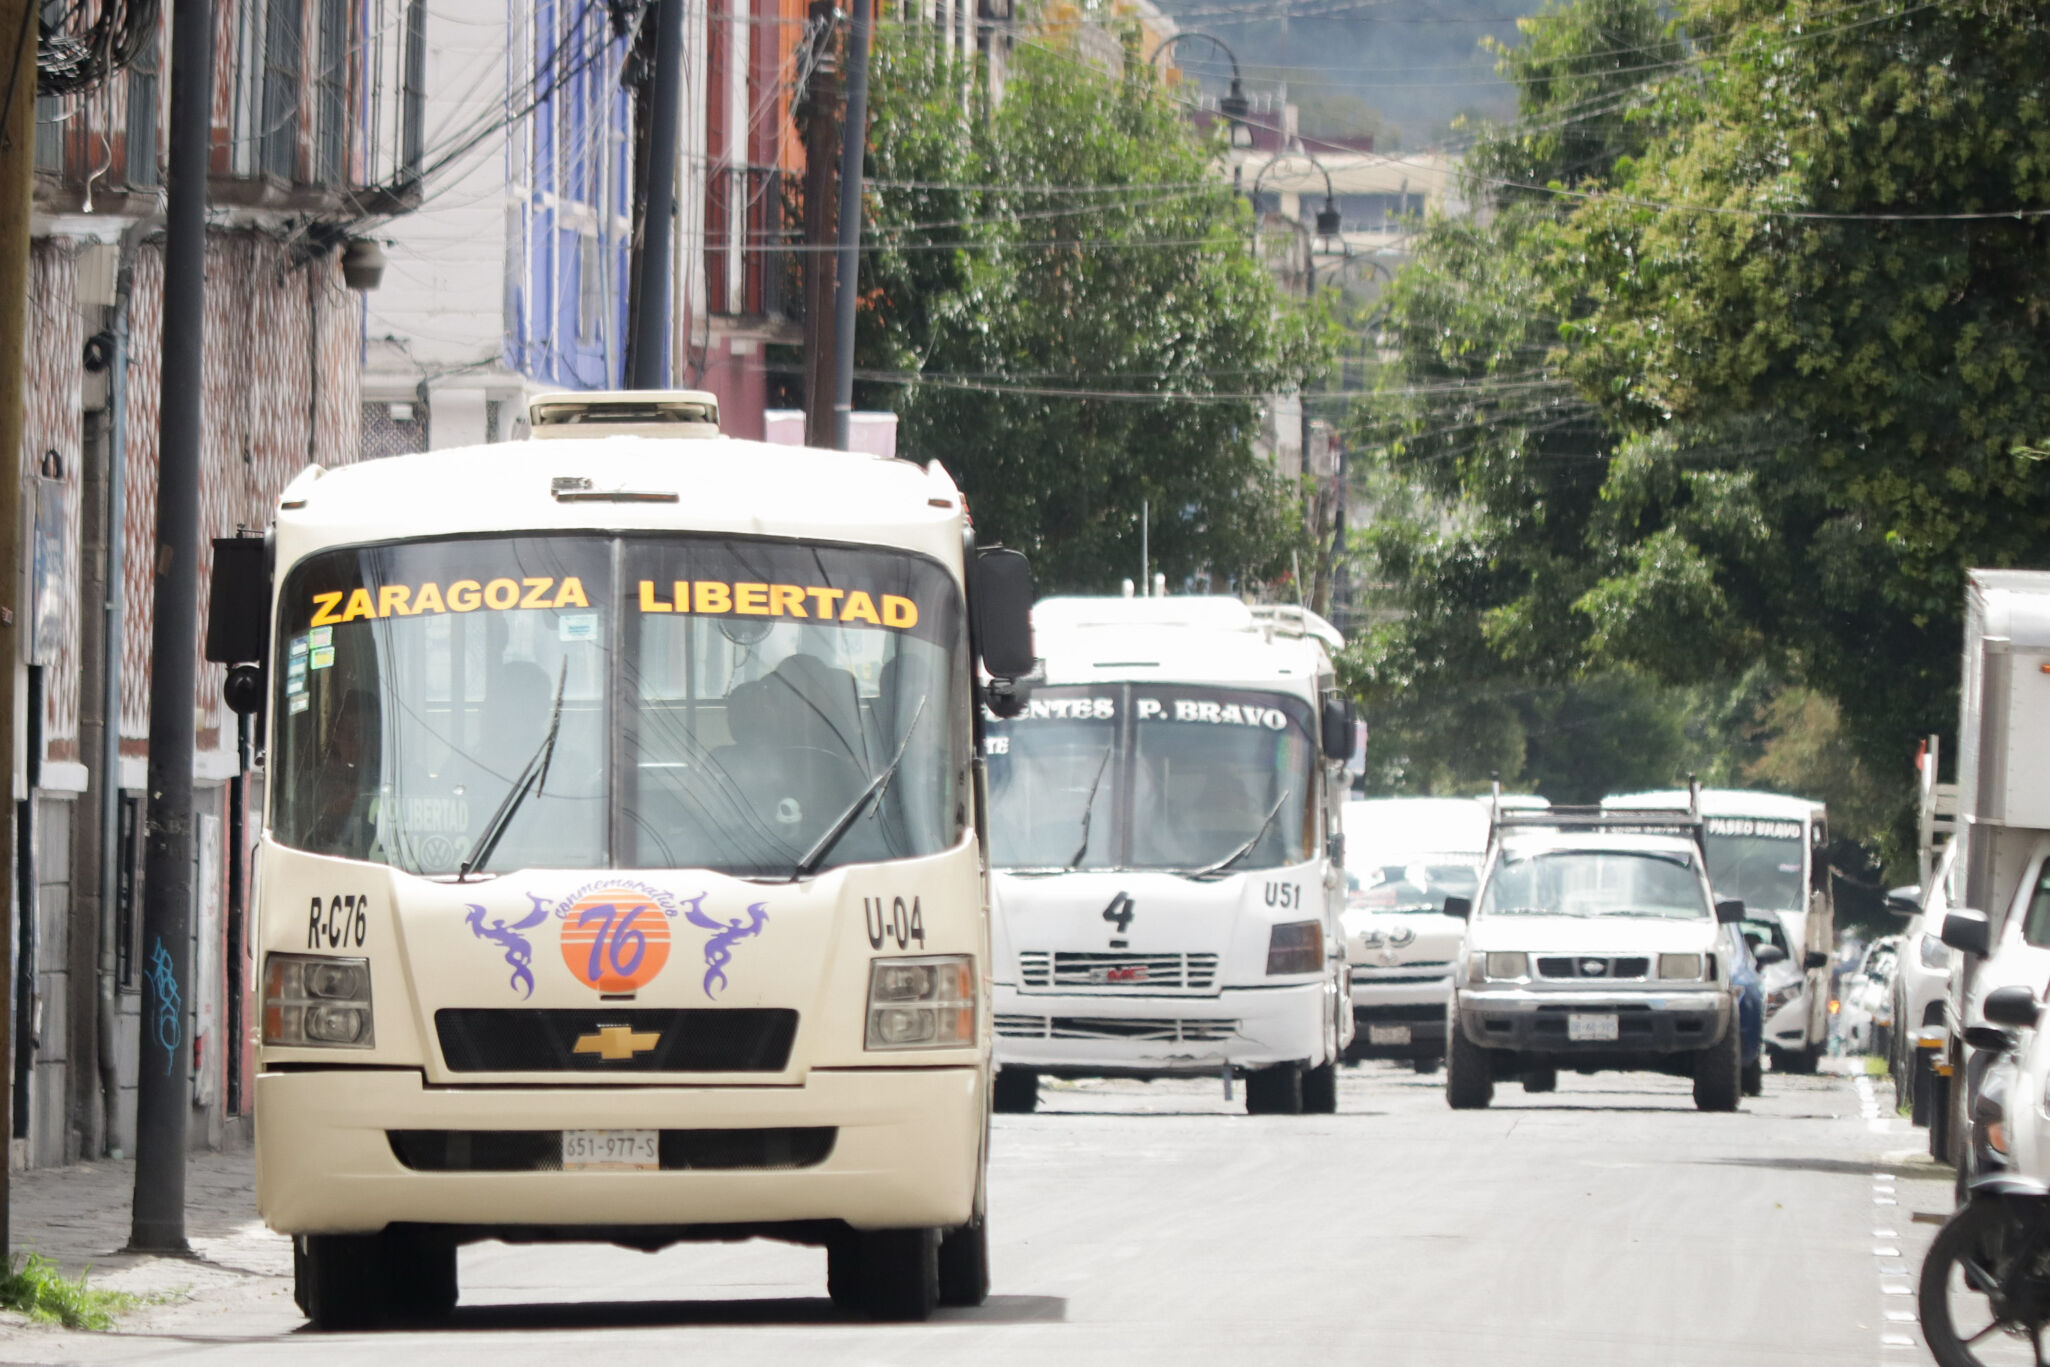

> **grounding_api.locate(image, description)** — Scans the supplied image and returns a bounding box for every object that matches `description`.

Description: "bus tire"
[1445,1027,1493,1110]
[1245,1063,1304,1115]
[1301,1060,1338,1114]
[297,1233,390,1331]
[831,1227,938,1321]
[1693,1026,1741,1112]
[991,1068,1039,1114]
[937,1217,990,1307]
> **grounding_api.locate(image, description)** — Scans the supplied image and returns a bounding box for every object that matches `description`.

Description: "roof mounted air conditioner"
[528,389,721,440]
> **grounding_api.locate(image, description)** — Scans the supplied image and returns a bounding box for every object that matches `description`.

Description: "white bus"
[203,391,1036,1327]
[1606,789,1833,1071]
[982,597,1357,1115]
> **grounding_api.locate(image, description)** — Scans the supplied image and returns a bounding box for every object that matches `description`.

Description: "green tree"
[859,35,1337,591]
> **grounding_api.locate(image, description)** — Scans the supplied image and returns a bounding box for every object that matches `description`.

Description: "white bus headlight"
[263,953,374,1048]
[865,955,975,1050]
[1658,953,1705,981]
[1265,921,1323,975]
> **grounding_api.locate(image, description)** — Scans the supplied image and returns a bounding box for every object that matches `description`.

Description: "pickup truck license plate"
[562,1129,658,1171]
[1368,1025,1412,1046]
[1568,1013,1619,1042]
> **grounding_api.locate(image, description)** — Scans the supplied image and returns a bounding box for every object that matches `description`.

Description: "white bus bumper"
[256,1066,983,1236]
[991,981,1328,1076]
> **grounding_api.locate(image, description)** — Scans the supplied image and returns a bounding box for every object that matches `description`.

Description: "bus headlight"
[263,953,374,1048]
[865,955,975,1050]
[1266,921,1323,975]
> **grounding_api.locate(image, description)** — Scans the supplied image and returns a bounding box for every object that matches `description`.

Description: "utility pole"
[130,0,214,1255]
[0,0,36,1257]
[827,0,870,452]
[800,0,839,447]
[628,0,685,389]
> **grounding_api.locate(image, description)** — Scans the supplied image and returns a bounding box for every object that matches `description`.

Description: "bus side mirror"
[206,536,269,717]
[971,548,1035,719]
[1321,695,1357,761]
[1940,908,1991,958]
[1714,899,1745,924]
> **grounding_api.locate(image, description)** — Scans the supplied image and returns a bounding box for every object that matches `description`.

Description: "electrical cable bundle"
[37,0,160,96]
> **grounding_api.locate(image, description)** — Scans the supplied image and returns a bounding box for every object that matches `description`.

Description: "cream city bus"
[983,596,1358,1115]
[204,391,1035,1328]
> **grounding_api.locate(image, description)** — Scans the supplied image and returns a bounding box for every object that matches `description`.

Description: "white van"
[1607,789,1832,1071]
[1340,798,1488,1071]
[984,597,1357,1115]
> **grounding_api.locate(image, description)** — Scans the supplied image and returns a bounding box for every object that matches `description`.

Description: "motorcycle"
[1918,983,2050,1366]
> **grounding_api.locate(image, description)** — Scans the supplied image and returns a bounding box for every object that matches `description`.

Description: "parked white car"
[1446,807,1747,1112]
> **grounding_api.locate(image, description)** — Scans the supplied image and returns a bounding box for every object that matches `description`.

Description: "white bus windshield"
[984,684,1315,873]
[1701,817,1807,913]
[271,534,964,879]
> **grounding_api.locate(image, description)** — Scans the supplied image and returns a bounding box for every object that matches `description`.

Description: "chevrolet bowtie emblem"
[573,1025,661,1061]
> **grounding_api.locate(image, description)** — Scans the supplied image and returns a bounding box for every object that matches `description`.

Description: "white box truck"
[1933,570,2050,1170]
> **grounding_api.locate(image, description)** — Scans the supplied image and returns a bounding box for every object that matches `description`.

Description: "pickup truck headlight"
[1467,952,1527,983]
[262,953,374,1047]
[866,955,975,1050]
[1658,953,1705,981]
[1266,921,1324,975]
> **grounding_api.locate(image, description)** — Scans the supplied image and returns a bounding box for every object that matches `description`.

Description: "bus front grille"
[434,1008,797,1073]
[1016,952,1221,991]
[387,1127,836,1172]
[995,1014,1239,1043]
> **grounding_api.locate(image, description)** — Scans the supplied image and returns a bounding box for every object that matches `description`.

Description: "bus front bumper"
[255,1066,983,1236]
[992,981,1329,1076]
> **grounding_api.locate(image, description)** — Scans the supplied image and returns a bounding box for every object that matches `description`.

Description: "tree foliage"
[859,35,1338,592]
[1347,0,2050,866]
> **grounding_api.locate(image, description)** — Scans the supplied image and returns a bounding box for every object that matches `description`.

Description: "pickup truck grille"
[1534,956,1651,981]
[996,1013,1238,1043]
[1016,951,1220,991]
[434,1008,796,1073]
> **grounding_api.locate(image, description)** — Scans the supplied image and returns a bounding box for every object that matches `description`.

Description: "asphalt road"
[8,1060,1946,1366]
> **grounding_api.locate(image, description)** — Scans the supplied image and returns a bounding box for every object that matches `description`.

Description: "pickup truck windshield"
[271,533,964,878]
[1480,850,1709,920]
[985,684,1315,873]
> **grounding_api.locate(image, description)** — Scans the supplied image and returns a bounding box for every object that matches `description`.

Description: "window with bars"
[260,0,302,180]
[314,0,348,184]
[124,34,159,187]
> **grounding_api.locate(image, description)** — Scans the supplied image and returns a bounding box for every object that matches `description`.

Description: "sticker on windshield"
[558,613,599,642]
[307,626,332,648]
[309,646,335,670]
[288,693,309,714]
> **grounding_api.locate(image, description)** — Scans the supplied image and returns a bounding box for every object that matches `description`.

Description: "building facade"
[17,0,419,1167]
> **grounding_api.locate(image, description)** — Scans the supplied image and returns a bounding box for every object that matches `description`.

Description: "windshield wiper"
[1188,788,1291,880]
[789,694,929,881]
[458,662,567,881]
[1066,741,1116,871]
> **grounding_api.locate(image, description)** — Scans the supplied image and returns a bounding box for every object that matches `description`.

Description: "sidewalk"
[1,1146,292,1342]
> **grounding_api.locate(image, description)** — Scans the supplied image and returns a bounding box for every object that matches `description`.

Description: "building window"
[314,0,348,184]
[260,0,303,180]
[124,34,159,187]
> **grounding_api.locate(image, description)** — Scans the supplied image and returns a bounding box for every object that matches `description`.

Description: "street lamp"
[1149,32,1254,149]
[1252,150,1344,255]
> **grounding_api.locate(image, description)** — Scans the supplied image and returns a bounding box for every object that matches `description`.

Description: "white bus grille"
[1015,951,1220,991]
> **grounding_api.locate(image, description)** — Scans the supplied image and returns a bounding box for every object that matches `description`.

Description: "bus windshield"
[271,533,965,879]
[1702,817,1807,913]
[985,684,1316,873]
